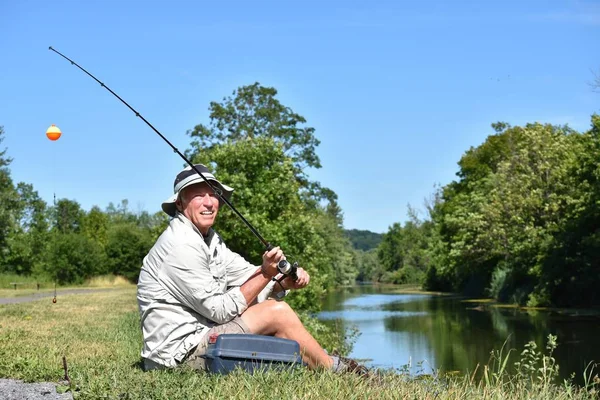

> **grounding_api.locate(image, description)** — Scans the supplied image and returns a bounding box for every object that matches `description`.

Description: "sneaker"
[331,351,370,376]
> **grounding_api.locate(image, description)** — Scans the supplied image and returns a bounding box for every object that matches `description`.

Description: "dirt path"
[0,288,121,305]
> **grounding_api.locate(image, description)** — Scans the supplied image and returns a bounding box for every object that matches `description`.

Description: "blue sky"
[1,0,598,233]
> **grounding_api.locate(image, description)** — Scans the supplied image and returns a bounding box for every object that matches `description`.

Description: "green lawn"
[0,287,597,399]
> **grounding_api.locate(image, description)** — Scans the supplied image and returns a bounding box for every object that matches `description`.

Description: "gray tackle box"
[204,334,304,374]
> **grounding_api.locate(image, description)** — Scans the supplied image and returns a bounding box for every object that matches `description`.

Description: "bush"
[105,224,153,282]
[384,266,425,284]
[41,233,107,284]
[487,266,510,301]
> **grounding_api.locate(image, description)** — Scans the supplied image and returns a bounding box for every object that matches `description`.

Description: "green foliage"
[184,84,355,310]
[105,224,153,282]
[424,118,600,306]
[2,182,49,275]
[386,265,425,285]
[376,207,432,285]
[81,206,109,248]
[186,82,321,168]
[487,266,510,302]
[186,137,330,310]
[532,115,600,307]
[41,232,107,284]
[297,312,359,356]
[514,334,559,386]
[344,229,383,251]
[53,198,84,234]
[353,248,379,282]
[0,126,19,261]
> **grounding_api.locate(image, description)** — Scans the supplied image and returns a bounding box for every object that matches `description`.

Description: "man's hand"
[281,267,310,290]
[261,246,284,278]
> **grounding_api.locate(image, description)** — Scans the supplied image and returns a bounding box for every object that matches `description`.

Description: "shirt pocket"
[208,249,226,285]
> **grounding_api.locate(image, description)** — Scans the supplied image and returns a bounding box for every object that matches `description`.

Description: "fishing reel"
[277,259,299,281]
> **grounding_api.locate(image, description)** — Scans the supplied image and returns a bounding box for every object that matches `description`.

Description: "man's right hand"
[261,246,284,278]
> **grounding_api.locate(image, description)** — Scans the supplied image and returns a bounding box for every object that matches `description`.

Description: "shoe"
[331,351,370,376]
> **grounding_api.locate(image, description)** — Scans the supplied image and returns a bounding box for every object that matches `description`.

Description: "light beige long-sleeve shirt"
[137,212,281,369]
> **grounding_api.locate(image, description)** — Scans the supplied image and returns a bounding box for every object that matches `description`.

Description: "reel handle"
[266,244,299,281]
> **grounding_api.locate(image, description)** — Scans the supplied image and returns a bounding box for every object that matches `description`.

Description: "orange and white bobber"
[46,124,62,141]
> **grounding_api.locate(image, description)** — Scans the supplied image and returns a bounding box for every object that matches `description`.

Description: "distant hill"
[344,229,383,251]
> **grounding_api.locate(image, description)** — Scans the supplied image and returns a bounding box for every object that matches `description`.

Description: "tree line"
[2,83,598,310]
[0,84,365,313]
[374,117,600,308]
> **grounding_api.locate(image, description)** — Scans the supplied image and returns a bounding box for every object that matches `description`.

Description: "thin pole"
[48,46,272,250]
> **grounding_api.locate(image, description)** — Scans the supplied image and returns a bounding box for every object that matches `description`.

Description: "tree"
[53,198,84,234]
[353,249,379,283]
[106,199,138,225]
[183,84,353,311]
[427,121,582,302]
[344,229,383,251]
[105,224,153,282]
[376,207,432,285]
[43,233,106,284]
[186,83,321,171]
[0,126,19,263]
[185,83,334,202]
[535,114,600,307]
[4,183,49,275]
[81,206,109,248]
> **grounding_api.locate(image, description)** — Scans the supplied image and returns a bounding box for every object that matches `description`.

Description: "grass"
[0,287,598,399]
[0,274,132,298]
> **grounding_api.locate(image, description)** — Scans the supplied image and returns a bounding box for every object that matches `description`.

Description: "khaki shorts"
[183,316,250,371]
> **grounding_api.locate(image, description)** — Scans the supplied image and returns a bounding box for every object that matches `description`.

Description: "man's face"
[177,182,220,235]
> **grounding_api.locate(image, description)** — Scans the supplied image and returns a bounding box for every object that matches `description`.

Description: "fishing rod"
[48,46,298,281]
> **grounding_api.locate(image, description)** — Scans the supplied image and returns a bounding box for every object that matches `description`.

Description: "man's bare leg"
[241,299,334,370]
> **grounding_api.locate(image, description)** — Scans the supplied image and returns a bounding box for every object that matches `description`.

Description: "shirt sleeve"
[157,243,248,324]
[220,244,282,302]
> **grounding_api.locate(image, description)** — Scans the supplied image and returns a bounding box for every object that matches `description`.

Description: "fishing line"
[48,46,298,280]
[52,192,57,304]
[49,130,59,303]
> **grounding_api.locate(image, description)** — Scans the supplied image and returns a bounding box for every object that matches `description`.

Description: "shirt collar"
[175,212,215,245]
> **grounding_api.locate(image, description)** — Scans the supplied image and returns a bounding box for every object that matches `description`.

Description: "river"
[317,285,600,383]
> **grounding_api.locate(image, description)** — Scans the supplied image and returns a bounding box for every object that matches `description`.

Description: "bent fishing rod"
[48,46,298,280]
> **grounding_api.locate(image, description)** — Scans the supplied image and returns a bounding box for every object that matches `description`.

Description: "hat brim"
[161,177,233,217]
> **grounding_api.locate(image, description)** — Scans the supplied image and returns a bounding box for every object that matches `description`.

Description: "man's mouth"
[200,211,213,216]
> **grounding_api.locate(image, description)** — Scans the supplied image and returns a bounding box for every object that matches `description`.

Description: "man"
[137,164,366,374]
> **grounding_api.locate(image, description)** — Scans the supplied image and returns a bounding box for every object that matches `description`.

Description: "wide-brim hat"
[161,164,234,217]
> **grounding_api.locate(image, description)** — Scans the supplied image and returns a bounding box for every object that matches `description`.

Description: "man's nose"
[201,194,214,206]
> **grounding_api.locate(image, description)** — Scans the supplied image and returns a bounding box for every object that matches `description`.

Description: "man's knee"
[270,300,293,314]
[247,300,296,325]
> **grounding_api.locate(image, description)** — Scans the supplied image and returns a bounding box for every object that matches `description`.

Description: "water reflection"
[317,286,600,383]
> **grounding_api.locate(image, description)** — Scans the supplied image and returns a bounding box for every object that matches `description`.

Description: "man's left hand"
[281,268,310,290]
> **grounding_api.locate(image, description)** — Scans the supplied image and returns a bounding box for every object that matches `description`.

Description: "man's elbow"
[210,312,236,325]
[204,303,241,325]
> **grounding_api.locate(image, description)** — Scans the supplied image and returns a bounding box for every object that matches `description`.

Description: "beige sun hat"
[161,164,233,217]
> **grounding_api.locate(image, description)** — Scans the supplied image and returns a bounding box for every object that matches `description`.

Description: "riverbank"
[367,283,600,315]
[0,287,597,399]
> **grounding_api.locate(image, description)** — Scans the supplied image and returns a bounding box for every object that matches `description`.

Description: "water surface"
[318,285,600,382]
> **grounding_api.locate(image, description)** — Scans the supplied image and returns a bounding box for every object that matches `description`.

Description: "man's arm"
[158,243,250,324]
[238,247,283,304]
[158,244,283,323]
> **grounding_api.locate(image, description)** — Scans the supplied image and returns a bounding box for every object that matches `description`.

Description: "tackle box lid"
[204,334,302,363]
